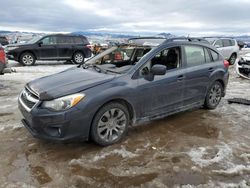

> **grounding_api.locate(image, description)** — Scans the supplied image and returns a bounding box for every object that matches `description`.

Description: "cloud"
[0,0,250,35]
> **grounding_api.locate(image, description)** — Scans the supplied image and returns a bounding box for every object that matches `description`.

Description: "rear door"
[182,45,211,106]
[56,36,74,59]
[38,36,58,59]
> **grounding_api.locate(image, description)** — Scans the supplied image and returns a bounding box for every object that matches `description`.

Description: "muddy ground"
[0,57,250,188]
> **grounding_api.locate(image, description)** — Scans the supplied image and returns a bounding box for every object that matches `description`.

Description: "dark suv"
[0,36,9,46]
[6,34,92,66]
[18,37,229,146]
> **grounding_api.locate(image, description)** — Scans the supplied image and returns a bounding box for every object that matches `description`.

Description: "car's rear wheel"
[204,81,223,109]
[20,52,35,66]
[91,102,129,146]
[72,51,84,64]
[229,53,236,65]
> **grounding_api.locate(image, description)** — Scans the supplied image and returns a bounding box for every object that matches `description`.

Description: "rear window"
[184,46,205,67]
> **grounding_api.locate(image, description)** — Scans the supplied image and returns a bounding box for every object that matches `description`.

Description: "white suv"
[205,38,239,65]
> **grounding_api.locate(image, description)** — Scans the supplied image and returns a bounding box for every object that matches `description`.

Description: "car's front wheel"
[20,52,36,66]
[72,51,84,64]
[91,102,129,146]
[204,81,223,109]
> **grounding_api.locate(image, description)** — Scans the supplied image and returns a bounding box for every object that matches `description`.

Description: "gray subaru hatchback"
[18,37,229,146]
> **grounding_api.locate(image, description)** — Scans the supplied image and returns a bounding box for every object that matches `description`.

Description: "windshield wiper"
[82,64,102,73]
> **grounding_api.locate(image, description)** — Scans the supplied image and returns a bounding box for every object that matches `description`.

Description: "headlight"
[42,93,85,111]
[7,46,19,51]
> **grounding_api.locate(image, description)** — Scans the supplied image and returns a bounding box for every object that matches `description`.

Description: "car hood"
[27,67,115,100]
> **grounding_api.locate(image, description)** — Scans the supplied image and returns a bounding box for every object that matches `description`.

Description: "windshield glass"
[85,45,152,74]
[27,36,43,44]
[204,38,217,44]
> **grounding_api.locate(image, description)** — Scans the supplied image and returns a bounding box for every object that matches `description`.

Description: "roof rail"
[165,37,209,43]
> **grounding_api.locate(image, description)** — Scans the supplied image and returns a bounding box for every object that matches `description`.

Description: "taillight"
[223,60,229,68]
[0,49,6,64]
[87,45,92,49]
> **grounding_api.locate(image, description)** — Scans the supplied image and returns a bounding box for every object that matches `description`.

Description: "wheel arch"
[88,98,135,140]
[18,50,37,62]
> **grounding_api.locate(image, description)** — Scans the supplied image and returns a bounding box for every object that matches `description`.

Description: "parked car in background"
[237,40,245,50]
[6,34,92,66]
[204,37,239,65]
[0,44,6,74]
[0,36,9,46]
[18,37,229,146]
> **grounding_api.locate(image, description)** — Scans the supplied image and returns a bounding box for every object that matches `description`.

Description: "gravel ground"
[0,57,250,188]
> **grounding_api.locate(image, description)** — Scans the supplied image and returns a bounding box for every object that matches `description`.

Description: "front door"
[135,46,185,118]
[37,36,58,60]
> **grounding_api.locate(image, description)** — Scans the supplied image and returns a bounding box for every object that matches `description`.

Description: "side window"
[210,50,220,61]
[184,46,205,67]
[41,36,56,45]
[151,47,181,70]
[57,36,67,44]
[230,39,236,46]
[204,48,212,63]
[214,40,223,48]
[74,37,83,44]
[222,39,231,47]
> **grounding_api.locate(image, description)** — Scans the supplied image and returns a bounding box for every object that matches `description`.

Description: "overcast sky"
[1,0,250,36]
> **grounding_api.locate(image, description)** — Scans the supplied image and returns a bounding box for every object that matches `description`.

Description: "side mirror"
[151,64,167,75]
[215,44,220,48]
[38,41,43,46]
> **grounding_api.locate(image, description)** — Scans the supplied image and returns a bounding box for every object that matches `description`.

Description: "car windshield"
[204,38,217,44]
[27,36,43,44]
[84,45,152,74]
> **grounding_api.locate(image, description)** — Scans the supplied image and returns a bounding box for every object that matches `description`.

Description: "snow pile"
[187,143,232,168]
[92,146,138,162]
[213,165,250,176]
[0,123,23,132]
[181,180,249,188]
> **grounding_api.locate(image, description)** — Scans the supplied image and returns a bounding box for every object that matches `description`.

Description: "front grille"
[19,87,39,111]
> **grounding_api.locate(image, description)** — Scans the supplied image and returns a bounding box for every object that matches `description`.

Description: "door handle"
[177,75,185,81]
[208,67,214,72]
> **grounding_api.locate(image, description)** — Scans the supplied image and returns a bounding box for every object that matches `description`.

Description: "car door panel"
[182,45,210,106]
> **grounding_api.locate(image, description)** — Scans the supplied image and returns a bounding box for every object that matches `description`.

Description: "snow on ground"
[0,58,250,187]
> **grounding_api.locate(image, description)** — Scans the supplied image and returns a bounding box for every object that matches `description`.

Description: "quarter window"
[210,50,220,61]
[184,46,205,67]
[204,48,212,63]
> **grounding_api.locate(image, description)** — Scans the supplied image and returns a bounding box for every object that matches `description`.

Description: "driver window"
[41,36,57,45]
[140,47,181,76]
[151,47,181,70]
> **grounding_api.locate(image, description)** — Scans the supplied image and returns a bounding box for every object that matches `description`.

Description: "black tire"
[204,81,223,109]
[19,52,36,66]
[229,53,236,65]
[72,51,84,64]
[91,102,129,146]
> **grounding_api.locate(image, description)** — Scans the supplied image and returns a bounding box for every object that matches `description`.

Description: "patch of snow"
[213,165,250,176]
[92,146,138,162]
[0,123,23,132]
[187,143,233,168]
[181,180,249,188]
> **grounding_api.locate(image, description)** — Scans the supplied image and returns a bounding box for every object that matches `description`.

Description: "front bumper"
[18,98,93,142]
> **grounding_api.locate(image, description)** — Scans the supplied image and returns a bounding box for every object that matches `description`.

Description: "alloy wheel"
[208,83,222,106]
[97,108,127,143]
[22,55,34,65]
